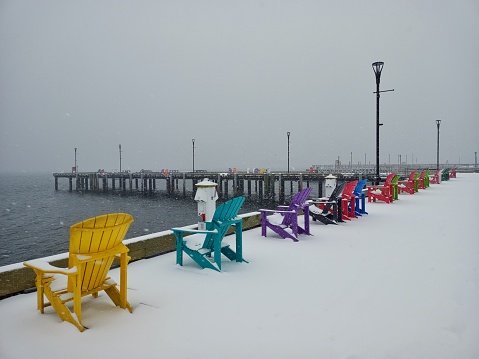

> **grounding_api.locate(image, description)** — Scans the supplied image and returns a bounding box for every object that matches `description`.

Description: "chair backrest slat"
[204,197,245,250]
[321,182,346,214]
[353,179,367,196]
[282,187,312,226]
[384,173,395,185]
[68,213,133,292]
[213,196,245,222]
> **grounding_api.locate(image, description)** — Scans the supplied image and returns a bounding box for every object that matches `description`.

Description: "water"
[0,173,261,266]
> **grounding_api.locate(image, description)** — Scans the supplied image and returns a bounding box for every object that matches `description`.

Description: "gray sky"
[1,0,478,173]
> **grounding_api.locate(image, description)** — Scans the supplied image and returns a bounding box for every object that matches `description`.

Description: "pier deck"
[53,170,375,202]
[54,164,473,202]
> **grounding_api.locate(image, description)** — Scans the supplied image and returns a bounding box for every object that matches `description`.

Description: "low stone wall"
[0,212,261,299]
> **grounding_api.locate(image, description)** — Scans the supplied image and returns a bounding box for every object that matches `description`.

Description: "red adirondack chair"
[340,180,358,220]
[398,170,417,195]
[429,169,441,184]
[417,170,427,190]
[449,167,457,178]
[367,173,395,204]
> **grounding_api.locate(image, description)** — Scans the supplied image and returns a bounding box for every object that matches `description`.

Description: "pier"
[53,164,476,202]
[53,170,374,202]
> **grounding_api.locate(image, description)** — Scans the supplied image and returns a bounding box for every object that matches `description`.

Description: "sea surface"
[0,173,263,266]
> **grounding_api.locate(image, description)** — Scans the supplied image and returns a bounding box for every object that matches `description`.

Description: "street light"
[372,61,384,185]
[119,144,122,172]
[372,61,394,185]
[287,131,291,173]
[192,139,195,173]
[74,147,77,173]
[436,120,441,170]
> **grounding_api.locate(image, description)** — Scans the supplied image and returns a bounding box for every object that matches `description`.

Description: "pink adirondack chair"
[398,170,417,195]
[367,173,395,204]
[449,167,457,178]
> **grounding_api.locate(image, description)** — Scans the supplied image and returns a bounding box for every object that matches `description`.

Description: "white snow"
[0,173,478,359]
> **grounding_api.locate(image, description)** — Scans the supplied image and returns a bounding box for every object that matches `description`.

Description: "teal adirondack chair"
[172,196,246,271]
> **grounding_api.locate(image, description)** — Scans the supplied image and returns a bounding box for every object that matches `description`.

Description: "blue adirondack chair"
[172,196,246,271]
[259,187,312,242]
[353,179,368,216]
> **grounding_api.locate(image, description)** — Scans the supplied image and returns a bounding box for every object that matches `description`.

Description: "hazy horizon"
[1,1,478,174]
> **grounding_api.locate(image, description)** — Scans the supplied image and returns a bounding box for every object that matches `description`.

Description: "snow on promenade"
[1,173,478,359]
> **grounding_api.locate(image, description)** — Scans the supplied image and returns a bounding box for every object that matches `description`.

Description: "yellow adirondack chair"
[24,213,134,332]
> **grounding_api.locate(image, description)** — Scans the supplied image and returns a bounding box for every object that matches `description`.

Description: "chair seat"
[266,213,288,226]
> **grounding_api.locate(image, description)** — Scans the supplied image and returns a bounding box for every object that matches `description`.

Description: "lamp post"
[287,131,291,173]
[372,61,394,185]
[119,144,122,172]
[192,139,195,173]
[436,120,441,170]
[372,61,384,185]
[74,147,77,173]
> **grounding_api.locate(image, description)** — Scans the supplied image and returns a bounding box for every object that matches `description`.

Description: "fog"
[1,0,478,173]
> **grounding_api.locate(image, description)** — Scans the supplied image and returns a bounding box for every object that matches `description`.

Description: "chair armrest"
[24,260,77,275]
[308,200,336,205]
[367,184,388,190]
[171,228,218,235]
[259,209,295,214]
[71,243,130,265]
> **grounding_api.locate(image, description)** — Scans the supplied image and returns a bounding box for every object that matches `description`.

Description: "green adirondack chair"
[441,168,450,181]
[391,175,401,201]
[423,170,431,188]
[413,171,421,192]
[172,196,246,271]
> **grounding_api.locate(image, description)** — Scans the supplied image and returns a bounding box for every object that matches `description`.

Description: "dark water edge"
[0,173,269,266]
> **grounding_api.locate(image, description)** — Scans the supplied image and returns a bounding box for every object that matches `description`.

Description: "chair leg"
[119,253,130,309]
[43,281,85,332]
[104,285,133,313]
[34,272,48,313]
[175,232,184,266]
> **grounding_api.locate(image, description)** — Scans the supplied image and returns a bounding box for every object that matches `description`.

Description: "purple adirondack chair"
[259,187,313,242]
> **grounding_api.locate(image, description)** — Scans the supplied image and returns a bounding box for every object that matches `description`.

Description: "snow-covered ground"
[1,173,478,359]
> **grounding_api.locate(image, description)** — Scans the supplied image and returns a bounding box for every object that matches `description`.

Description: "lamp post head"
[436,119,441,129]
[192,138,195,144]
[372,61,384,85]
[287,131,290,138]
